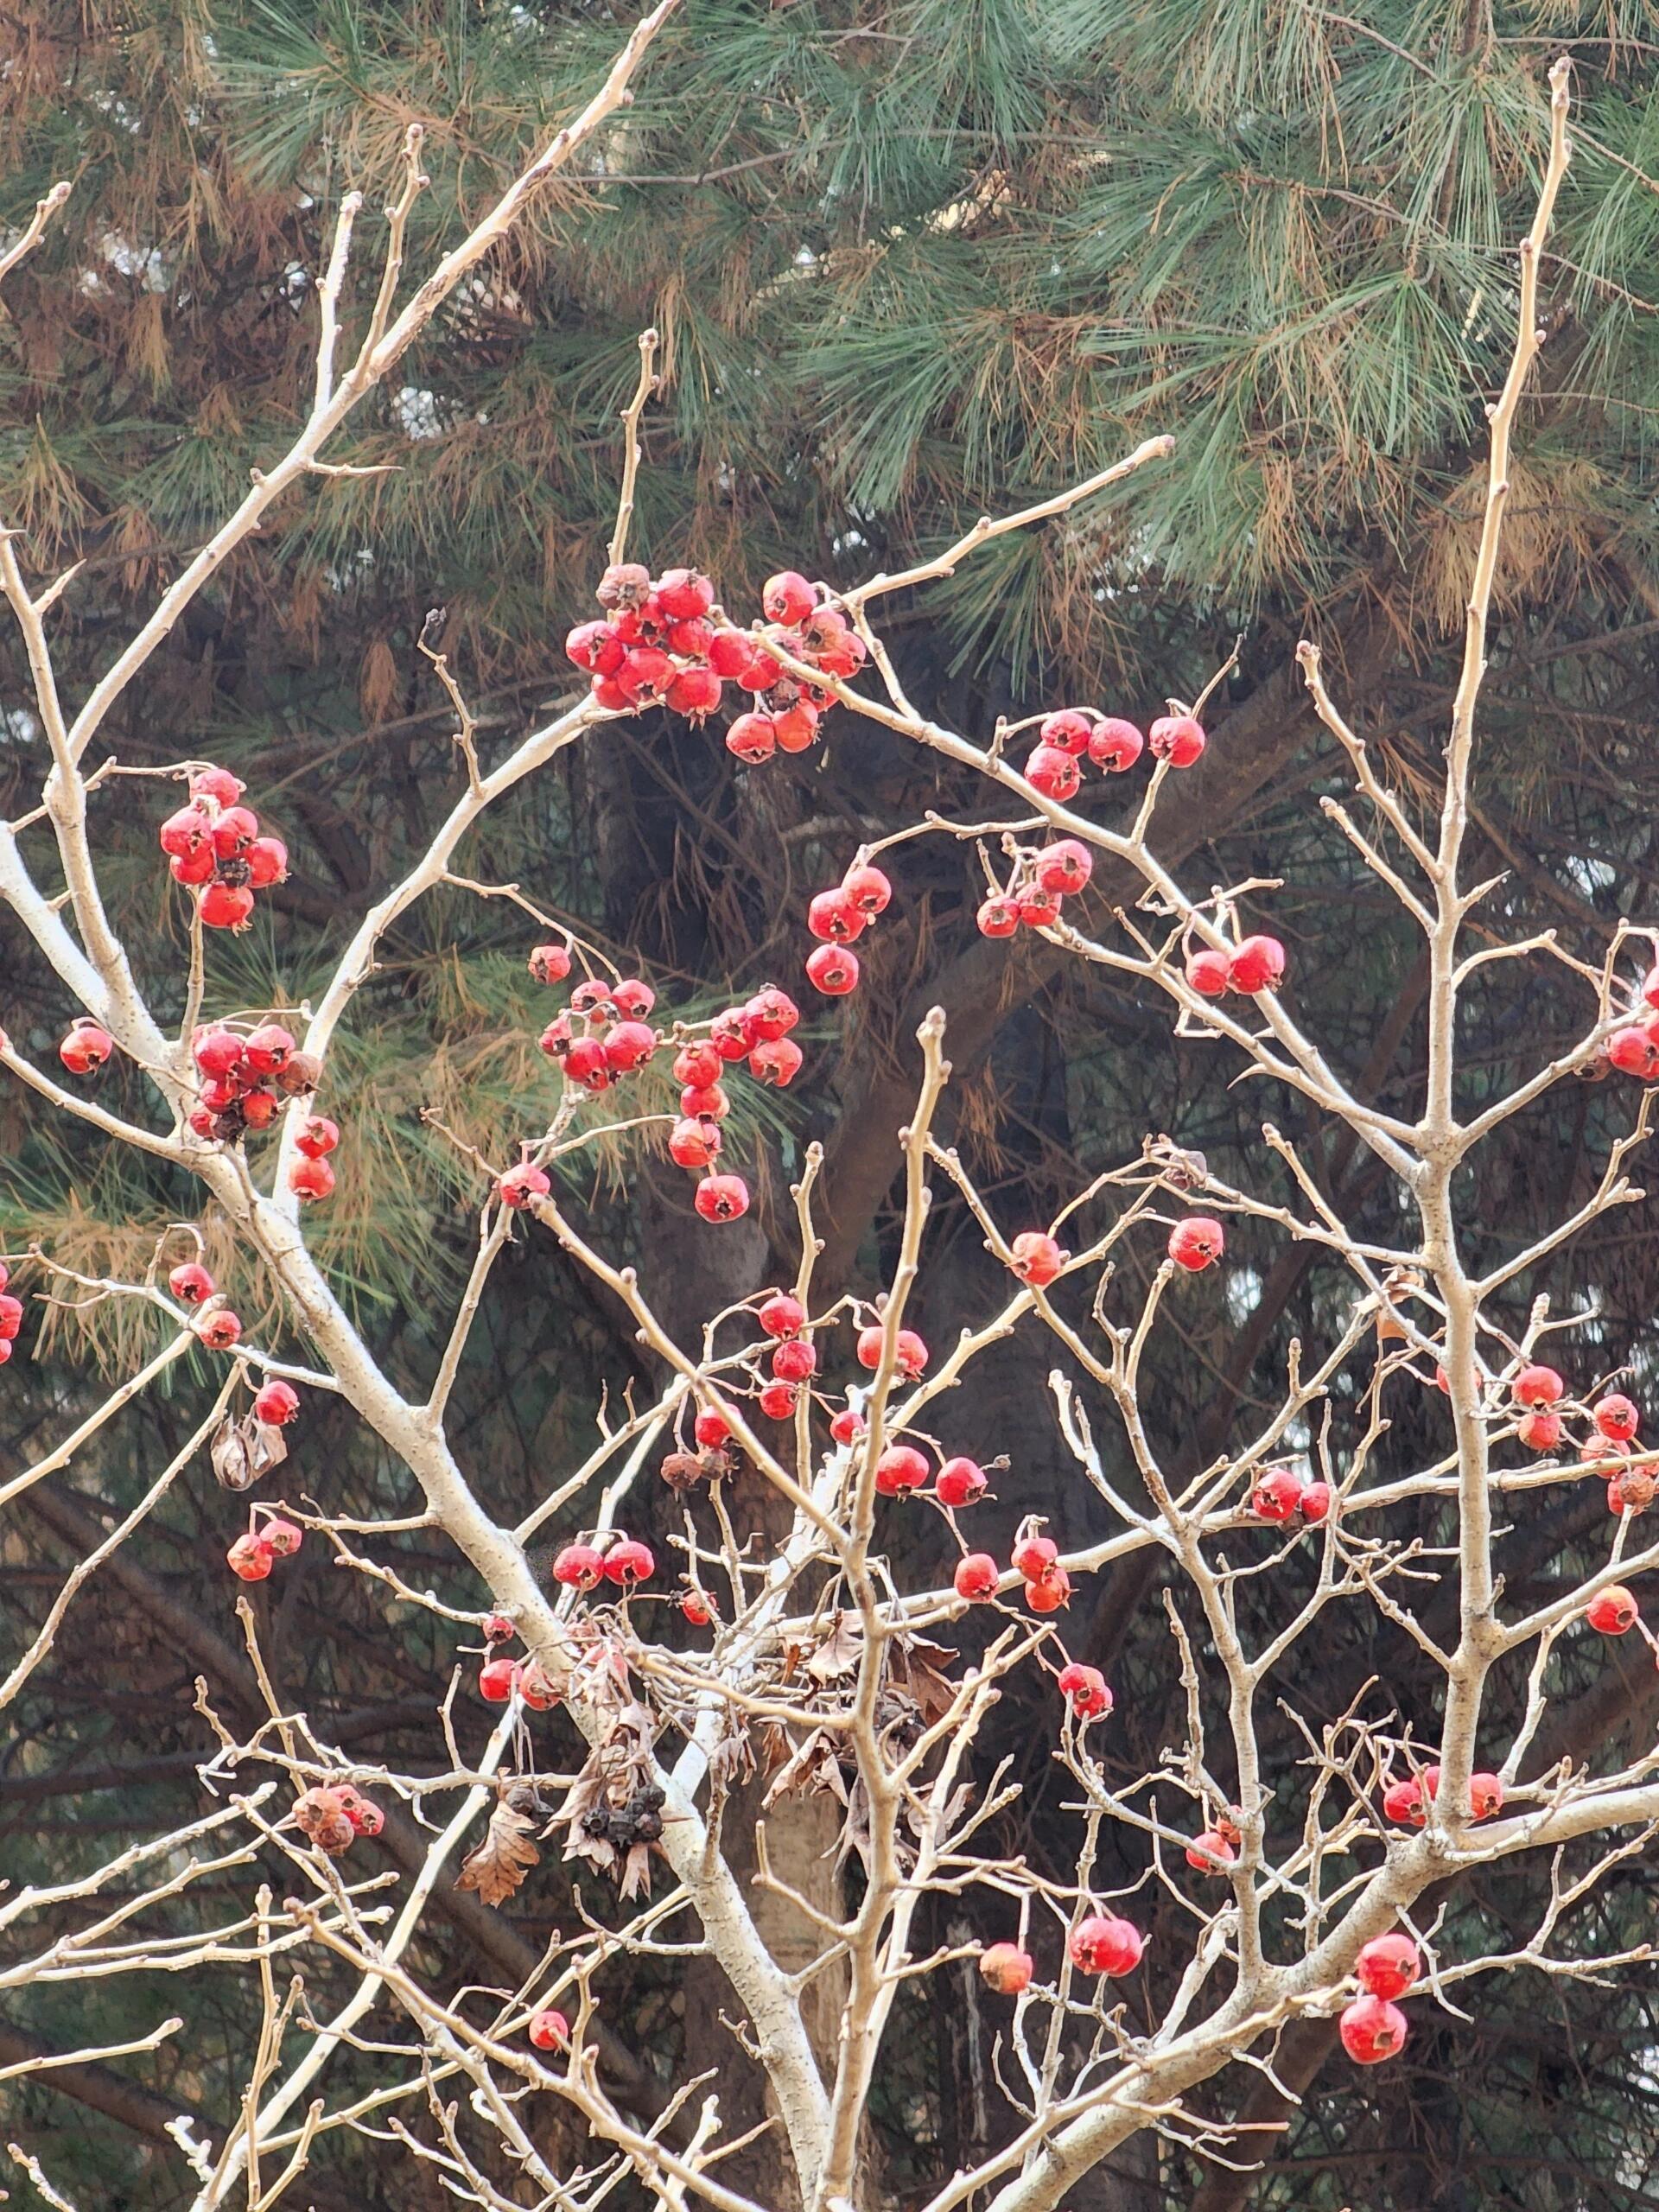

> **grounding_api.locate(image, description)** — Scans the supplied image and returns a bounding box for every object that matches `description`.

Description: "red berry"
[1339,1993,1408,2065]
[806,944,859,995]
[1587,1584,1638,1634]
[1250,1467,1305,1522]
[1026,1571,1071,1612]
[603,1019,659,1073]
[681,1589,715,1627]
[680,1083,730,1122]
[59,1020,114,1075]
[746,987,800,1039]
[1228,934,1286,994]
[1057,1662,1112,1718]
[656,567,715,621]
[1515,1363,1565,1408]
[528,2008,569,2052]
[590,675,632,711]
[750,1036,804,1086]
[1025,744,1081,802]
[1069,1915,1142,1977]
[735,646,783,692]
[1608,1026,1659,1078]
[553,1543,606,1591]
[1468,1771,1503,1820]
[1300,1479,1332,1522]
[211,804,261,858]
[1517,1408,1561,1452]
[245,837,289,891]
[978,1942,1033,1995]
[842,864,892,917]
[289,1156,336,1202]
[0,1295,20,1343]
[171,843,217,886]
[482,1614,516,1644]
[1609,1466,1655,1516]
[1012,1533,1058,1580]
[1148,714,1205,766]
[772,701,821,753]
[1009,1231,1065,1287]
[954,1553,1000,1601]
[196,1309,243,1351]
[1039,709,1094,755]
[566,620,623,674]
[666,665,723,720]
[240,1089,281,1131]
[1087,716,1144,772]
[190,766,245,808]
[709,628,756,678]
[1185,1827,1238,1872]
[1015,886,1064,930]
[200,882,256,931]
[695,1173,751,1224]
[193,1027,245,1077]
[563,1037,612,1091]
[1356,1932,1420,2001]
[1036,840,1092,895]
[499,1163,551,1209]
[668,1118,721,1169]
[758,1379,798,1419]
[596,561,651,610]
[760,1293,807,1338]
[254,1379,300,1426]
[1596,1393,1640,1441]
[693,1406,733,1448]
[855,1324,927,1376]
[605,1536,655,1587]
[168,1262,216,1306]
[830,1406,866,1446]
[160,802,213,858]
[936,1456,987,1508]
[530,943,574,985]
[976,895,1020,938]
[772,1338,817,1383]
[512,1658,557,1711]
[263,1516,302,1557]
[808,890,866,944]
[296,1115,338,1159]
[479,1657,520,1702]
[875,1443,930,1495]
[672,1041,721,1089]
[618,645,673,703]
[1167,1216,1224,1270]
[727,711,778,764]
[227,1532,274,1581]
[1382,1776,1427,1827]
[763,570,817,626]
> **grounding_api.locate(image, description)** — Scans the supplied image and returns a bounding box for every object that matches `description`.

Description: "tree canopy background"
[6,2,1659,2205]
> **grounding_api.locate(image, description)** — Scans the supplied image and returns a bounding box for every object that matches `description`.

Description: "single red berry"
[1468,1771,1503,1820]
[499,1163,551,1209]
[830,1406,866,1446]
[809,889,867,944]
[1025,744,1082,802]
[168,1261,216,1306]
[762,570,817,625]
[1036,840,1092,896]
[246,837,289,888]
[855,1324,927,1376]
[771,1338,817,1383]
[482,1613,517,1644]
[666,665,722,720]
[1009,1231,1066,1287]
[606,1537,656,1586]
[196,1308,243,1351]
[875,1443,930,1495]
[193,1027,245,1077]
[254,1379,300,1426]
[978,1942,1033,1995]
[1340,1993,1408,2065]
[736,645,783,692]
[1039,709,1093,755]
[1185,1827,1238,1872]
[695,1173,751,1224]
[954,1553,1001,1601]
[59,1020,114,1076]
[1069,1915,1142,1977]
[1011,1532,1057,1580]
[0,1295,21,1343]
[760,1293,807,1338]
[1167,1216,1224,1271]
[528,2008,569,2052]
[563,1037,612,1091]
[1228,934,1286,994]
[1516,1408,1561,1452]
[171,843,218,886]
[1148,714,1205,767]
[773,701,822,753]
[674,1043,722,1090]
[681,1589,715,1627]
[1608,1026,1659,1078]
[746,987,800,1039]
[1382,1775,1427,1826]
[518,1659,561,1710]
[750,1035,804,1087]
[936,1456,987,1508]
[1057,1662,1112,1718]
[727,711,778,764]
[479,1656,520,1702]
[227,1532,274,1581]
[552,1543,606,1591]
[1184,949,1232,999]
[618,645,674,704]
[1026,1570,1071,1612]
[613,982,656,1023]
[566,620,623,673]
[1515,1363,1565,1408]
[210,804,261,858]
[806,944,859,995]
[1595,1393,1640,1441]
[296,1115,339,1160]
[241,1089,281,1131]
[200,881,256,931]
[590,674,632,711]
[263,1516,302,1557]
[1087,716,1144,772]
[758,1378,798,1419]
[680,1083,730,1121]
[529,943,574,986]
[1586,1584,1638,1634]
[709,627,756,678]
[344,1793,385,1838]
[656,567,715,620]
[1014,886,1064,930]
[1300,1479,1333,1522]
[976,894,1021,938]
[693,1405,733,1448]
[603,1019,659,1073]
[159,802,213,858]
[190,766,246,808]
[668,1118,721,1169]
[1355,1932,1420,2001]
[1250,1467,1305,1522]
[842,864,892,917]
[289,1156,336,1202]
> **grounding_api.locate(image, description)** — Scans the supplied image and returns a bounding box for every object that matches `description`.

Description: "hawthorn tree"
[7,16,1659,2212]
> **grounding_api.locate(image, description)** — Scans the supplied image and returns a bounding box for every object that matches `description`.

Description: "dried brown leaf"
[455,1798,541,1908]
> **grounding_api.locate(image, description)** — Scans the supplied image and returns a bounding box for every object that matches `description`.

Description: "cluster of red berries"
[182,1021,336,1194]
[803,861,892,999]
[1249,1465,1332,1525]
[1508,1367,1652,1509]
[168,1257,247,1356]
[505,957,804,1228]
[550,1534,655,1596]
[1339,1930,1420,2064]
[975,836,1096,941]
[477,1615,563,1710]
[1185,1811,1243,1872]
[1184,932,1287,999]
[1021,705,1203,805]
[293,1781,384,1855]
[1382,1760,1503,1826]
[0,1262,21,1370]
[679,1300,935,1439]
[158,766,287,931]
[955,1525,1074,1614]
[227,1509,303,1582]
[565,563,865,763]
